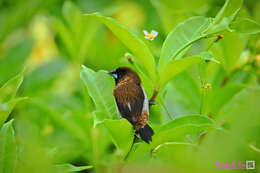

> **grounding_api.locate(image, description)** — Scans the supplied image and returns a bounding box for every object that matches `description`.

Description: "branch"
[149,88,158,107]
[124,134,138,161]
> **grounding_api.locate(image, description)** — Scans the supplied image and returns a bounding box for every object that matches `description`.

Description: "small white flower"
[143,30,158,41]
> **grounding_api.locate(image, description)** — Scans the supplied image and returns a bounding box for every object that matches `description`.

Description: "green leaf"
[159,52,218,89]
[159,16,211,71]
[28,99,90,147]
[80,65,117,119]
[211,0,243,27]
[129,115,218,160]
[206,0,243,35]
[0,69,24,103]
[53,1,99,63]
[22,59,67,96]
[0,40,32,86]
[218,87,260,127]
[208,84,245,117]
[206,9,240,35]
[152,115,218,146]
[164,72,201,116]
[0,120,17,173]
[159,115,215,132]
[230,18,260,34]
[0,97,27,127]
[102,119,134,157]
[0,70,26,127]
[151,0,209,33]
[210,32,243,72]
[86,13,158,82]
[55,164,93,173]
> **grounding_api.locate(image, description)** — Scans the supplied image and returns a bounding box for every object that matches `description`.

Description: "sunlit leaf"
[0,120,17,173]
[0,70,26,127]
[230,18,260,34]
[211,0,243,27]
[208,84,245,117]
[129,115,218,161]
[102,118,134,157]
[159,52,218,89]
[0,40,32,86]
[164,73,201,116]
[80,65,117,119]
[210,32,243,72]
[0,97,27,127]
[152,115,218,146]
[86,13,158,82]
[206,0,243,35]
[0,69,24,103]
[151,0,209,33]
[159,16,211,71]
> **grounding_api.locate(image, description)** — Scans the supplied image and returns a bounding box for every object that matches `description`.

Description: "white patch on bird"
[141,86,149,115]
[112,73,118,79]
[127,103,131,111]
[114,100,122,118]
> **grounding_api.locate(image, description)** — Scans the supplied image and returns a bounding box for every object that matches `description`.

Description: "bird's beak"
[108,70,115,75]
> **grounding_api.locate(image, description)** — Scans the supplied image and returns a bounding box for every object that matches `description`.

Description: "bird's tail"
[138,124,154,144]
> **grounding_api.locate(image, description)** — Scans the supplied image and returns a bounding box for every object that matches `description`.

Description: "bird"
[108,67,154,143]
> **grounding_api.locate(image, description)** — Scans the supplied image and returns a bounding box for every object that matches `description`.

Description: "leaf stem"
[159,97,173,120]
[199,79,205,114]
[149,88,159,106]
[124,135,138,161]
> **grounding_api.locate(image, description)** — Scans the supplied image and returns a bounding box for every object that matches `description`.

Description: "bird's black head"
[108,67,140,84]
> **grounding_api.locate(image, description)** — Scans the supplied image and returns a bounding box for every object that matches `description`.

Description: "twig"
[124,134,138,161]
[159,97,173,120]
[149,89,158,107]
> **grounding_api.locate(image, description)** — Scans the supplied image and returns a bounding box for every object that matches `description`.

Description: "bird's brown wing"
[113,82,144,125]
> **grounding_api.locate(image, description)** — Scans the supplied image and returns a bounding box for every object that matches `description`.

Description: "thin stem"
[200,90,205,114]
[149,88,158,106]
[124,135,138,161]
[206,35,223,51]
[159,97,173,120]
[199,78,205,114]
[206,39,216,51]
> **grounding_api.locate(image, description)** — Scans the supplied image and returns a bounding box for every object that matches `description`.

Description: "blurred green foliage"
[0,0,260,173]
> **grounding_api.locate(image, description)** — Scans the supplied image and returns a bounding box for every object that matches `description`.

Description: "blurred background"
[0,0,260,173]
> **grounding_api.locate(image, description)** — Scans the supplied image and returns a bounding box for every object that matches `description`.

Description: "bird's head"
[108,67,141,85]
